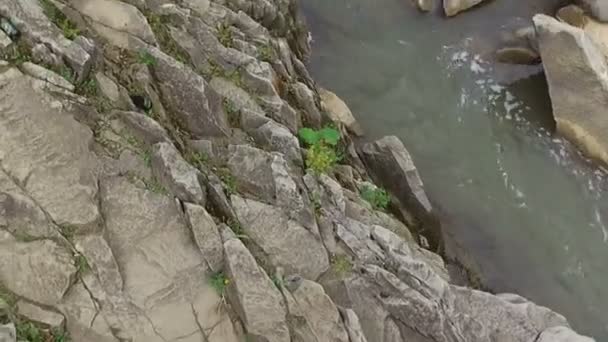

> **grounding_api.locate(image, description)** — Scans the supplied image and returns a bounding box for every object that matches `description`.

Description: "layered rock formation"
[0,0,594,342]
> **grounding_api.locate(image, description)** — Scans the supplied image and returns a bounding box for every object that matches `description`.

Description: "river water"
[302,0,608,339]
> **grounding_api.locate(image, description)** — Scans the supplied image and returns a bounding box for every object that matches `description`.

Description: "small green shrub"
[218,168,237,195]
[217,23,234,48]
[209,271,230,296]
[16,321,42,342]
[271,275,283,290]
[360,185,390,211]
[74,254,90,276]
[331,254,352,279]
[40,0,80,40]
[298,127,341,174]
[137,50,157,66]
[257,44,274,62]
[187,151,208,169]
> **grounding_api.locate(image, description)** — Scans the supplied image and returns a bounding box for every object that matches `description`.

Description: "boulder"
[557,4,587,28]
[69,0,156,48]
[319,88,363,136]
[20,62,74,90]
[281,278,350,342]
[146,46,230,138]
[227,144,315,229]
[360,136,434,228]
[184,203,223,272]
[0,0,93,81]
[95,73,121,103]
[0,231,76,306]
[232,196,329,280]
[291,82,322,128]
[115,110,171,145]
[151,142,206,204]
[415,0,434,12]
[534,14,608,166]
[0,68,99,228]
[223,229,290,342]
[495,46,540,65]
[443,0,488,17]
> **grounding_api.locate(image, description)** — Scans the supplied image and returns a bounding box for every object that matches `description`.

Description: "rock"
[147,46,230,138]
[291,82,322,128]
[582,16,608,58]
[319,88,363,136]
[0,17,17,39]
[20,62,75,91]
[537,326,595,342]
[227,144,315,229]
[577,0,608,22]
[241,110,303,165]
[114,149,151,179]
[151,142,206,204]
[0,0,93,81]
[223,230,290,342]
[495,46,540,65]
[189,139,215,160]
[115,110,171,145]
[69,0,156,48]
[360,136,434,227]
[232,196,329,280]
[17,301,65,328]
[0,323,15,342]
[0,30,11,50]
[557,4,587,28]
[184,203,223,272]
[340,308,369,342]
[414,0,434,12]
[74,234,123,294]
[95,73,120,102]
[209,76,264,116]
[443,0,488,17]
[282,278,349,342]
[0,68,99,228]
[205,172,239,222]
[0,171,61,240]
[0,231,76,306]
[31,44,62,68]
[344,196,414,243]
[534,14,608,166]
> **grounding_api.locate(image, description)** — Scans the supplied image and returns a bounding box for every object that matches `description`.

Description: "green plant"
[74,254,90,276]
[227,219,247,240]
[2,40,31,65]
[50,327,70,342]
[209,271,230,296]
[16,321,42,342]
[144,177,168,194]
[76,77,97,97]
[360,185,390,211]
[59,224,77,242]
[271,275,283,290]
[146,13,190,64]
[187,151,208,169]
[57,65,75,84]
[223,99,240,126]
[58,18,80,40]
[137,50,157,66]
[216,23,234,48]
[257,44,274,62]
[218,168,237,195]
[298,126,341,174]
[140,149,152,167]
[331,254,352,279]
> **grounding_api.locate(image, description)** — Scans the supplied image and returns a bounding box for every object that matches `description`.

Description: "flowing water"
[302,0,608,339]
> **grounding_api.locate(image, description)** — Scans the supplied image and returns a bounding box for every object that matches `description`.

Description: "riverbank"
[0,0,595,341]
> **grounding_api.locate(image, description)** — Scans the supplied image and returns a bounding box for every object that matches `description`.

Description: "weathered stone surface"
[74,234,123,294]
[0,323,15,342]
[291,82,322,128]
[30,44,62,68]
[147,46,230,138]
[99,176,239,341]
[151,142,206,204]
[232,196,329,280]
[95,72,120,102]
[537,326,595,342]
[360,136,433,226]
[0,231,76,306]
[223,229,290,342]
[227,144,315,228]
[205,172,239,223]
[0,0,92,80]
[345,196,414,243]
[21,62,75,91]
[557,4,587,27]
[282,278,349,342]
[443,0,488,16]
[0,68,99,227]
[534,14,608,166]
[241,110,302,166]
[184,203,223,272]
[115,110,171,145]
[319,88,362,136]
[340,308,369,342]
[495,46,540,65]
[70,0,156,48]
[17,301,65,328]
[209,76,264,116]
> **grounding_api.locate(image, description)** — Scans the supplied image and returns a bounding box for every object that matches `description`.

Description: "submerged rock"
[443,0,488,17]
[534,14,608,166]
[495,46,540,65]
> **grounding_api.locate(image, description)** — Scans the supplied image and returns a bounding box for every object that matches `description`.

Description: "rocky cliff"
[0,0,594,341]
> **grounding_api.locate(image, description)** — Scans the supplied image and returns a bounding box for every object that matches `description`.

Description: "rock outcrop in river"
[0,0,594,341]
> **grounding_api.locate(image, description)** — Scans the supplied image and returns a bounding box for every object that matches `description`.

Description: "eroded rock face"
[223,229,290,342]
[0,68,99,228]
[534,14,608,166]
[537,326,596,342]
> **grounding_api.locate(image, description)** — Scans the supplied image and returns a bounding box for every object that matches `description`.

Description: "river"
[302,0,608,339]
